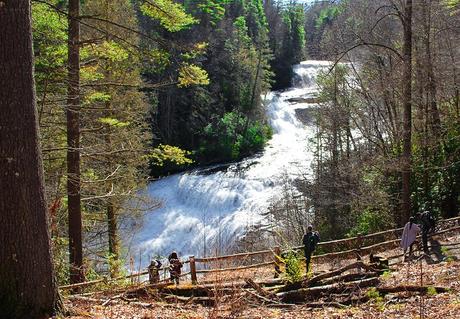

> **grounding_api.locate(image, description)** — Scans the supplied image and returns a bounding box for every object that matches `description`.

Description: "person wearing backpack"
[303,225,320,274]
[148,259,162,284]
[418,210,436,253]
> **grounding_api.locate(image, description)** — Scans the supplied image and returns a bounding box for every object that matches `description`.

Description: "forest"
[1,0,460,318]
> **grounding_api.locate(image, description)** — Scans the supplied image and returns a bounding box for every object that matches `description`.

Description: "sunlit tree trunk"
[67,0,84,284]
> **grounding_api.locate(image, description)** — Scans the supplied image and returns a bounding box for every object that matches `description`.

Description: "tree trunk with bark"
[422,0,441,136]
[401,0,413,226]
[0,1,58,317]
[67,0,84,284]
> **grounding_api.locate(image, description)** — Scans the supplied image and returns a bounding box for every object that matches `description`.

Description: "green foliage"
[241,0,268,41]
[281,250,303,283]
[148,144,194,167]
[427,286,438,296]
[106,253,127,278]
[98,117,130,128]
[411,119,460,218]
[347,209,393,237]
[140,0,275,172]
[148,48,171,73]
[32,1,68,72]
[84,92,111,104]
[445,0,460,9]
[140,0,197,32]
[181,42,208,60]
[194,0,233,25]
[381,270,392,280]
[199,112,271,162]
[316,5,343,28]
[270,2,306,89]
[283,4,306,55]
[93,40,130,62]
[178,63,210,87]
[52,236,70,285]
[367,287,383,302]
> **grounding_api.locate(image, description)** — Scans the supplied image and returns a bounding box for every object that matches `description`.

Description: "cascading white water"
[127,61,332,266]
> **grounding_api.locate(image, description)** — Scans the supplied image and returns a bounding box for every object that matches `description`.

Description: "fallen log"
[159,285,214,297]
[68,295,154,308]
[276,261,379,293]
[244,289,280,305]
[277,277,380,303]
[245,278,278,299]
[318,272,379,287]
[162,294,215,306]
[306,261,380,286]
[377,285,449,294]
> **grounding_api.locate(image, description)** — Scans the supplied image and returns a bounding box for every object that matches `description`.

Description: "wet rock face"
[295,108,317,125]
[287,97,321,104]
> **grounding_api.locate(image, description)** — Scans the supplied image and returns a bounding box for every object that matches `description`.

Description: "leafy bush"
[347,209,393,237]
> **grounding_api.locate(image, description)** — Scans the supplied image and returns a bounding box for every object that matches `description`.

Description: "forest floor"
[63,234,460,319]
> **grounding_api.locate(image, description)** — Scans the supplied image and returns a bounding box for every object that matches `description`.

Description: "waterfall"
[127,61,332,266]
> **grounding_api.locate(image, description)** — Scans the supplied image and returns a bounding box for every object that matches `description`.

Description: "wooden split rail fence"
[60,216,460,291]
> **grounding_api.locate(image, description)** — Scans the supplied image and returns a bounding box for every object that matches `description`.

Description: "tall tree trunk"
[0,1,58,317]
[401,0,413,225]
[422,0,441,136]
[67,0,84,284]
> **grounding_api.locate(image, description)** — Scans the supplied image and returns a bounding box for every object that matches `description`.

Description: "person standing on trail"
[303,225,320,274]
[418,210,436,253]
[168,251,183,285]
[401,217,420,261]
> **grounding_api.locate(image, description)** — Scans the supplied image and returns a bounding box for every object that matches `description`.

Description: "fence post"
[273,246,282,278]
[356,233,363,261]
[189,255,197,285]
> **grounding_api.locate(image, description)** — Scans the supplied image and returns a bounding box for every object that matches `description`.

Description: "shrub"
[281,250,303,283]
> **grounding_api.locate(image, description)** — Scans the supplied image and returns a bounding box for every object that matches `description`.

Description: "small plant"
[367,287,383,302]
[441,247,449,255]
[441,247,455,262]
[381,270,392,280]
[426,286,437,296]
[281,250,303,283]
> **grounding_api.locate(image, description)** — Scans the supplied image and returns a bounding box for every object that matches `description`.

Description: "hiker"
[148,259,162,284]
[168,251,183,285]
[302,225,320,273]
[418,210,436,253]
[401,216,420,261]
